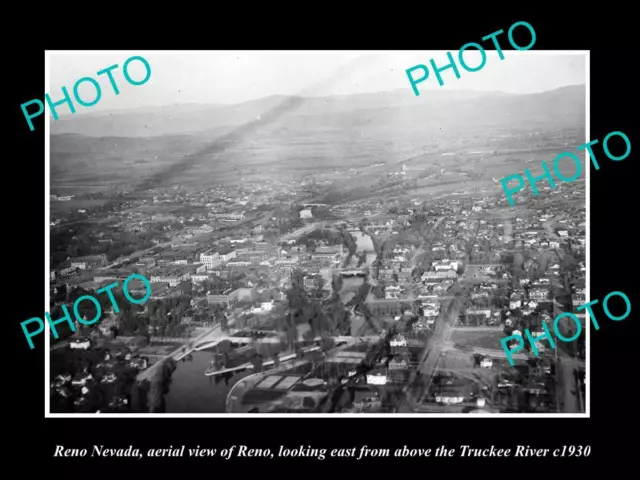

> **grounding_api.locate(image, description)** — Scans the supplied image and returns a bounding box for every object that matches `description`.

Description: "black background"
[8,10,637,475]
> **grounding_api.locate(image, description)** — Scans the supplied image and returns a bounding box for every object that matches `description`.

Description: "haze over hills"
[50,85,585,198]
[49,87,559,138]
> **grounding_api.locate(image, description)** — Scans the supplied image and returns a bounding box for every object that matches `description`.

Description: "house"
[303,275,323,289]
[129,358,148,370]
[69,338,91,350]
[101,373,117,384]
[352,387,382,412]
[300,208,313,219]
[390,334,407,348]
[529,288,548,301]
[422,271,458,282]
[509,293,522,310]
[71,372,93,387]
[434,383,466,404]
[365,367,388,386]
[467,308,491,319]
[432,260,460,272]
[422,302,440,317]
[389,353,411,370]
[60,266,78,277]
[55,386,72,398]
[480,357,493,368]
[54,373,72,387]
[249,302,274,314]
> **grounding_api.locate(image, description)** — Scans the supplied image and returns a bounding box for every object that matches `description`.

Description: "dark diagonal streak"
[108,54,379,202]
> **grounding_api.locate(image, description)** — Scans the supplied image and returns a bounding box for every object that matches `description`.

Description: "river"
[165,230,378,413]
[166,351,253,413]
[339,231,376,304]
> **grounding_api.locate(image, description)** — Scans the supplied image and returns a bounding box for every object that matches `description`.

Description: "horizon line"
[54,83,587,121]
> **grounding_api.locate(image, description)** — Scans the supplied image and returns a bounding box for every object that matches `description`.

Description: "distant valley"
[50,85,586,204]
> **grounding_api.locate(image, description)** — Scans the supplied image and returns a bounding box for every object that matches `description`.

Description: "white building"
[70,339,91,350]
[300,208,313,219]
[200,251,221,269]
[480,357,493,368]
[191,274,209,283]
[220,250,237,263]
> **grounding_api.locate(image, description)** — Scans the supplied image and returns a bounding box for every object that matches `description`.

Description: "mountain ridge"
[50,85,585,138]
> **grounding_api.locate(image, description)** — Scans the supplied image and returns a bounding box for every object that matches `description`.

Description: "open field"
[439,351,475,369]
[450,330,506,351]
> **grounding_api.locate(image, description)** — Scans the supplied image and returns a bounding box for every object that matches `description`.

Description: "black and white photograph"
[45,50,588,416]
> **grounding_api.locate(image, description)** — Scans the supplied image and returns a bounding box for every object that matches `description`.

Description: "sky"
[48,51,587,114]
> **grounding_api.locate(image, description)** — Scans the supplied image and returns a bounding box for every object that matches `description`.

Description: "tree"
[251,354,264,373]
[131,381,150,413]
[320,336,335,352]
[302,329,315,343]
[560,255,579,277]
[303,396,316,410]
[286,324,298,349]
[331,274,343,293]
[411,267,424,279]
[289,268,307,292]
[220,315,229,332]
[147,358,177,413]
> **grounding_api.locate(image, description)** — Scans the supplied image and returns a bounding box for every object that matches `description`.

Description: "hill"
[52,88,521,138]
[50,85,586,198]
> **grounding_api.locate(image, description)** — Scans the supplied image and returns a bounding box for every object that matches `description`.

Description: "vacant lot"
[450,330,506,351]
[439,351,474,369]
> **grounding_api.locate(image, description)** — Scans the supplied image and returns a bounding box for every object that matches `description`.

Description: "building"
[71,254,107,269]
[200,251,222,269]
[352,386,382,412]
[529,288,549,301]
[69,338,91,350]
[390,334,407,348]
[303,275,323,289]
[432,260,461,272]
[422,271,458,282]
[389,353,411,370]
[300,208,313,219]
[211,213,245,221]
[207,294,232,306]
[193,224,214,235]
[60,266,79,277]
[366,366,388,386]
[366,298,415,317]
[206,288,242,306]
[218,248,237,263]
[150,267,191,286]
[311,245,345,262]
[467,308,491,319]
